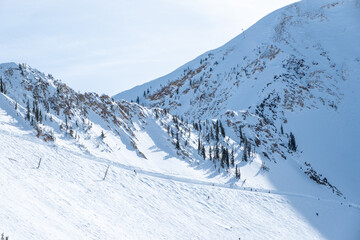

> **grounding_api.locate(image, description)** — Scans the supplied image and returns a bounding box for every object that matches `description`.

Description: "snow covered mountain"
[115,0,360,202]
[1,0,359,239]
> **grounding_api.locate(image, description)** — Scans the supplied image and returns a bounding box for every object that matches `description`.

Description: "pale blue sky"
[0,0,297,95]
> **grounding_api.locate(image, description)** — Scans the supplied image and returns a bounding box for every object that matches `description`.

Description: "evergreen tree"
[225,148,230,168]
[235,165,241,179]
[208,146,212,160]
[219,121,225,137]
[214,144,219,160]
[215,121,219,142]
[101,130,106,139]
[198,138,201,153]
[280,124,284,135]
[210,127,214,140]
[201,146,206,160]
[231,149,234,166]
[39,110,43,123]
[176,139,180,150]
[26,100,31,121]
[242,146,248,162]
[288,132,297,152]
[32,101,36,116]
[0,77,4,93]
[194,122,198,131]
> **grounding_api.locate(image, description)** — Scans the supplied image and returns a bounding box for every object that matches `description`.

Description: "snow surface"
[1,0,360,239]
[0,108,359,239]
[114,0,360,203]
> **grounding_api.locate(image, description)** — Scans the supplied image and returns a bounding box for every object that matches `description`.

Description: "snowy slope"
[0,0,360,239]
[0,61,359,238]
[1,108,360,239]
[114,0,360,203]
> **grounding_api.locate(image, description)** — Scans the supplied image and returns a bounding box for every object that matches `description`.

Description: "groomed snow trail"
[1,118,360,240]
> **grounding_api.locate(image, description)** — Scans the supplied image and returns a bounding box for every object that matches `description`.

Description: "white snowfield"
[1,0,360,239]
[0,109,359,240]
[115,0,360,221]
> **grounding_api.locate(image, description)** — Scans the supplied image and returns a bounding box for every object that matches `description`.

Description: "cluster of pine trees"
[160,111,259,179]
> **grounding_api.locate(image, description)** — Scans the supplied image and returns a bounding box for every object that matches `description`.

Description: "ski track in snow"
[3,126,358,211]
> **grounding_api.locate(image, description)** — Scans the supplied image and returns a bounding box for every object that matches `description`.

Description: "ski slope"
[1,0,360,239]
[114,0,360,204]
[1,105,360,239]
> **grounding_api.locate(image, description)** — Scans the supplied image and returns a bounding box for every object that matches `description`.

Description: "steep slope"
[1,61,359,239]
[114,0,360,202]
[0,0,359,239]
[1,106,360,239]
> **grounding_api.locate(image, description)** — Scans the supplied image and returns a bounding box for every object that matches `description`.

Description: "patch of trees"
[304,162,342,196]
[163,114,259,179]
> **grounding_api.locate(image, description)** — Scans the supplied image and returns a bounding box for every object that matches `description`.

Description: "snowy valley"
[1,0,360,239]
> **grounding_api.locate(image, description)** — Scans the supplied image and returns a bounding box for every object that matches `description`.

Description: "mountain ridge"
[1,0,359,238]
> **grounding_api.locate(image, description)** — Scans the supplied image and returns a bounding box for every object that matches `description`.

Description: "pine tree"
[201,146,206,160]
[176,140,180,150]
[231,149,234,166]
[221,147,226,168]
[242,146,248,162]
[198,138,201,153]
[220,121,225,137]
[208,146,212,160]
[39,110,43,123]
[239,126,243,140]
[215,144,219,160]
[215,122,219,142]
[235,165,241,179]
[101,130,106,140]
[280,124,284,135]
[288,132,297,152]
[26,100,31,121]
[0,77,4,93]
